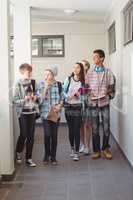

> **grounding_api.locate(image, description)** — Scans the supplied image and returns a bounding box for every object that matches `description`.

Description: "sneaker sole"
[103,155,113,160]
[26,163,36,167]
[92,155,101,159]
[16,160,22,164]
[73,159,79,161]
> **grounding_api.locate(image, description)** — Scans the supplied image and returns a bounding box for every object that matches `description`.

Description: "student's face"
[44,70,54,82]
[93,53,104,66]
[73,64,81,76]
[21,70,32,80]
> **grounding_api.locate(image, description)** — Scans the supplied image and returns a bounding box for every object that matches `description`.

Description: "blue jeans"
[91,105,111,152]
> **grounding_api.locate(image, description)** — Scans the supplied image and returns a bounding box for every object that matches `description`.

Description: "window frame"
[108,21,116,55]
[32,36,43,57]
[32,35,65,58]
[123,0,133,46]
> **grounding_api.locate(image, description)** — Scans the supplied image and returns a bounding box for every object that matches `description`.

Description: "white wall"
[105,0,133,166]
[31,22,106,82]
[0,0,14,176]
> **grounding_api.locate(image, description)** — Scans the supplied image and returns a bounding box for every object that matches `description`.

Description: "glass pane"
[108,23,116,54]
[43,36,64,56]
[32,38,39,56]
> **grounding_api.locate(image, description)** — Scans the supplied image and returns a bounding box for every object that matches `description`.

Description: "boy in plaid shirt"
[86,49,115,159]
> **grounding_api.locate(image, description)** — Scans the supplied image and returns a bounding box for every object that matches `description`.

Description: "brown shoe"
[103,149,112,160]
[43,157,49,165]
[43,160,49,165]
[51,160,58,166]
[92,152,101,159]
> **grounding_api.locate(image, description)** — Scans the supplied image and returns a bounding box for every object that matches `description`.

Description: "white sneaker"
[70,149,75,158]
[79,144,85,153]
[16,152,22,164]
[26,159,36,167]
[83,147,91,156]
[73,153,80,161]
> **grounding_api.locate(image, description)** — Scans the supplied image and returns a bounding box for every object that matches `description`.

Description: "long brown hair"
[71,62,85,85]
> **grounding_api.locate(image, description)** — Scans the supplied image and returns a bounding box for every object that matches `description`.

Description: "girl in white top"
[63,62,85,161]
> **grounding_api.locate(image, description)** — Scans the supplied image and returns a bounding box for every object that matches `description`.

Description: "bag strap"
[57,81,62,96]
[31,79,36,93]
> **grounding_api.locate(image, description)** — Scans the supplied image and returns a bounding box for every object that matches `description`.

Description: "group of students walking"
[13,49,116,167]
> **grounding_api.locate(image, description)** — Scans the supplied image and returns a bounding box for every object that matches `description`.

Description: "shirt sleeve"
[107,69,115,86]
[13,82,25,105]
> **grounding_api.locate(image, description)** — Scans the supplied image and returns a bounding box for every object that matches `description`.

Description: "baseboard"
[1,170,16,182]
[111,133,133,172]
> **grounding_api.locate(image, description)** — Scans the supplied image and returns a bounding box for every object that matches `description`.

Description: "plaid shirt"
[37,80,62,119]
[85,66,114,107]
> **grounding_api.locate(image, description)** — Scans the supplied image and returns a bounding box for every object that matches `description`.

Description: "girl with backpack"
[63,63,85,161]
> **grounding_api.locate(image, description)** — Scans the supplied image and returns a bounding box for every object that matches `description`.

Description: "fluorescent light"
[64,9,78,15]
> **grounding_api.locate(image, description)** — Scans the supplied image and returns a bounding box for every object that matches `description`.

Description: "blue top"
[36,80,62,120]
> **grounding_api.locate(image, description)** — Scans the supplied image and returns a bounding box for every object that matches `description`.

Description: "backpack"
[108,74,116,100]
[105,69,116,100]
[31,79,36,93]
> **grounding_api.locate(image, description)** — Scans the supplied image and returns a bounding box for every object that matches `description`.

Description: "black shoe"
[26,159,36,167]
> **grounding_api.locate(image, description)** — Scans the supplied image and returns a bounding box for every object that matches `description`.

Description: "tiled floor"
[0,124,133,200]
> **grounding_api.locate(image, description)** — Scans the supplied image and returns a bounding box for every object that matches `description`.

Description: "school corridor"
[1,0,133,199]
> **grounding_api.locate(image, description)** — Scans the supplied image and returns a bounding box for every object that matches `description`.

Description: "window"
[32,35,65,57]
[123,0,133,45]
[32,36,43,57]
[108,22,116,54]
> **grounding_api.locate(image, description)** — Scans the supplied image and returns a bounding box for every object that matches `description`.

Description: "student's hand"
[25,95,31,101]
[90,93,97,100]
[31,94,37,102]
[45,81,52,88]
[53,104,62,112]
[60,100,64,107]
[73,91,80,99]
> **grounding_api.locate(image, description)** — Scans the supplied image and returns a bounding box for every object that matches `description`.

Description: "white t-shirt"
[67,77,81,104]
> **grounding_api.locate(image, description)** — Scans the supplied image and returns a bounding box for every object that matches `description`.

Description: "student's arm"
[13,82,25,105]
[36,82,44,105]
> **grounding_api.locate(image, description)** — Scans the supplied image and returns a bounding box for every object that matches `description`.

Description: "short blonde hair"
[81,60,90,71]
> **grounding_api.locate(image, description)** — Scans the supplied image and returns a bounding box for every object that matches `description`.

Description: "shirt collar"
[94,65,105,73]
